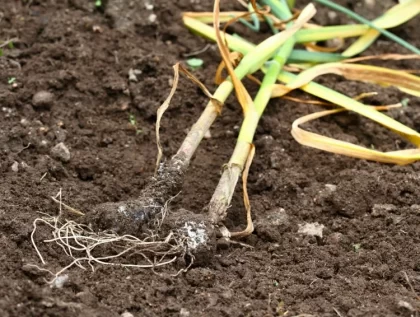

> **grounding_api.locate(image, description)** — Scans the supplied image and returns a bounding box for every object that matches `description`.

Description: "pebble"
[327,11,338,20]
[11,161,19,172]
[398,300,414,312]
[148,14,157,23]
[40,140,50,149]
[410,204,420,214]
[144,0,154,10]
[325,184,337,192]
[128,69,138,82]
[20,118,30,126]
[180,308,190,317]
[53,274,69,288]
[51,142,71,162]
[32,91,54,109]
[121,312,134,317]
[364,0,375,8]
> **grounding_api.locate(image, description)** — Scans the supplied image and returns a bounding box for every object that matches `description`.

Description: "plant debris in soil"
[0,0,419,316]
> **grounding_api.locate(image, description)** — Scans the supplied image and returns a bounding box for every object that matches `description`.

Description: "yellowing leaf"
[342,53,420,64]
[274,62,420,97]
[292,105,420,165]
[343,0,420,56]
[213,0,255,115]
[183,11,263,24]
[274,70,420,147]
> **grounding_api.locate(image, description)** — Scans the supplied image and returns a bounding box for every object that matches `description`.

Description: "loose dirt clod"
[51,143,71,162]
[298,222,325,238]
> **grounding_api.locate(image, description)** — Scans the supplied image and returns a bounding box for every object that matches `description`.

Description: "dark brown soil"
[1,0,419,316]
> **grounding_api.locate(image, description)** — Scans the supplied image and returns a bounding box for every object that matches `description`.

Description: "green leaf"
[401,98,410,107]
[129,114,136,126]
[186,58,204,70]
[353,243,362,252]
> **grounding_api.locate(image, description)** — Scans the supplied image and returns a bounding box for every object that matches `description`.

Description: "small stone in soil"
[11,161,19,172]
[51,142,71,162]
[410,204,420,214]
[327,11,337,20]
[364,0,375,8]
[53,274,69,288]
[148,14,157,23]
[325,184,337,192]
[121,312,134,317]
[397,300,414,312]
[32,91,54,109]
[128,68,138,82]
[20,118,30,126]
[179,308,190,317]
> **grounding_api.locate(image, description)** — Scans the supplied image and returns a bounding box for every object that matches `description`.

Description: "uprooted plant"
[184,0,420,233]
[31,0,420,279]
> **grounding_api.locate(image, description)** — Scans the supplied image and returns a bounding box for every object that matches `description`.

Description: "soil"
[0,0,419,316]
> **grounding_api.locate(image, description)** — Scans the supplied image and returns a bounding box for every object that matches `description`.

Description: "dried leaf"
[304,39,344,53]
[214,52,243,85]
[273,63,420,97]
[231,144,255,238]
[342,53,420,64]
[213,0,255,115]
[155,63,222,174]
[291,104,420,165]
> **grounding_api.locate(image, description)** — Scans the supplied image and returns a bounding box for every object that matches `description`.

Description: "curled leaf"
[214,51,243,85]
[213,0,255,115]
[274,63,420,97]
[230,143,255,238]
[291,104,420,165]
[274,70,420,147]
[281,91,378,107]
[342,53,420,64]
[304,38,344,53]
